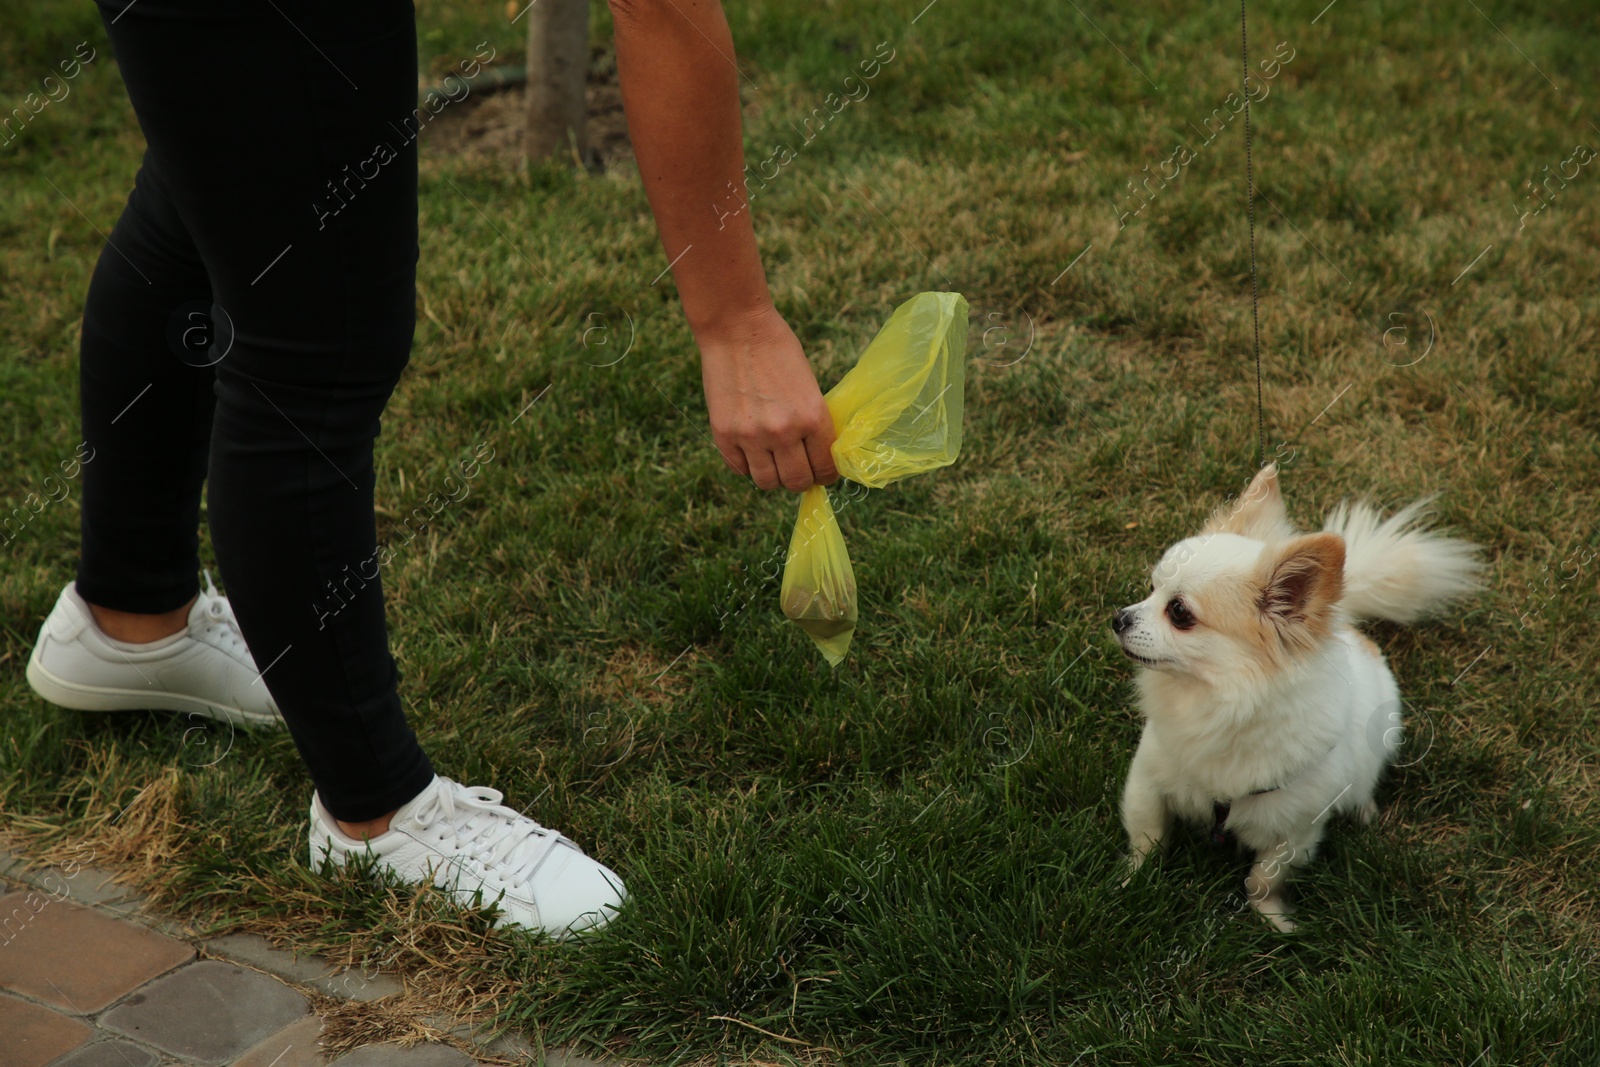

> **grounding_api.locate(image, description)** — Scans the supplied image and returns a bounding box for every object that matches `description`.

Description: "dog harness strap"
[1211,788,1274,845]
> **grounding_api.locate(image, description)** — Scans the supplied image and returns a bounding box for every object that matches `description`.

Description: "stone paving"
[0,850,609,1067]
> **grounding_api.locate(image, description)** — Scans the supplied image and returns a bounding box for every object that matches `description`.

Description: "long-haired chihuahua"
[1113,464,1482,930]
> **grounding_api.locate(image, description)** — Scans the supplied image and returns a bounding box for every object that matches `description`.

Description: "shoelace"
[193,569,254,663]
[411,780,569,891]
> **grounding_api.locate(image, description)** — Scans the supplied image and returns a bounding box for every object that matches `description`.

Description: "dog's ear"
[1203,463,1296,541]
[1256,532,1345,649]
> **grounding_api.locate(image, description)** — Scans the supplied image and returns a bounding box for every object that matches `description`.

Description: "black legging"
[80,0,435,820]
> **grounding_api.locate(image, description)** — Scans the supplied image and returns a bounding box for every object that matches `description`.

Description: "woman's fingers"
[803,429,839,487]
[773,443,815,492]
[744,447,781,490]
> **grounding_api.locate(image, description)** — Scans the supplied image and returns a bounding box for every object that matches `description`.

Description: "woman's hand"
[696,303,839,491]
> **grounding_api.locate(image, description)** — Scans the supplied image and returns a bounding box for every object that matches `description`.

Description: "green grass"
[4,0,1600,1063]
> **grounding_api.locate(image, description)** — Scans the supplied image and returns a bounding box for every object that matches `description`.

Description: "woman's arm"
[609,0,837,491]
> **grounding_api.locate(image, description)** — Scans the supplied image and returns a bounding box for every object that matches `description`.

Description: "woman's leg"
[76,158,216,621]
[96,0,433,821]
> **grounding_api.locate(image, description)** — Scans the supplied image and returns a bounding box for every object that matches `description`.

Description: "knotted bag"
[781,291,968,664]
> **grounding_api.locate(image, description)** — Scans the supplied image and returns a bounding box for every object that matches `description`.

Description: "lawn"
[3,0,1599,1064]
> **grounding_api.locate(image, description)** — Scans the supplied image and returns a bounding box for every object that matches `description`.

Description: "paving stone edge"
[0,847,618,1066]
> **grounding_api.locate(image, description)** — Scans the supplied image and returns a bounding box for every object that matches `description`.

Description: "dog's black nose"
[1111,608,1135,635]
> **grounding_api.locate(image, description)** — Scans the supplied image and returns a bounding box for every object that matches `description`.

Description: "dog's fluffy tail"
[1322,498,1483,624]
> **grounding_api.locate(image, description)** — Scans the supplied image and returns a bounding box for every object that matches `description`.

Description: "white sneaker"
[26,573,283,729]
[308,775,626,939]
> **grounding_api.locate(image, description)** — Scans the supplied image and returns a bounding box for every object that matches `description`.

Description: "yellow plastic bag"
[781,291,969,664]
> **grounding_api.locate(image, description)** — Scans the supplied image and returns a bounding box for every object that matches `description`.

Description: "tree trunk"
[525,0,589,164]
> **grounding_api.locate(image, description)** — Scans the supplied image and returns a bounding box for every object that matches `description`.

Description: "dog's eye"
[1166,598,1196,630]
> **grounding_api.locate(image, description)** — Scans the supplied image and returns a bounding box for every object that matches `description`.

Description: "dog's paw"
[1358,799,1379,825]
[1117,853,1148,889]
[1249,895,1298,933]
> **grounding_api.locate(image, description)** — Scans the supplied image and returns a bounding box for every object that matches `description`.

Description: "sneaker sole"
[26,650,283,729]
[305,823,620,940]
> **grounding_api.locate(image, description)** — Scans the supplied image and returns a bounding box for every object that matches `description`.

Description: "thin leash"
[1239,0,1265,470]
